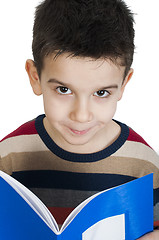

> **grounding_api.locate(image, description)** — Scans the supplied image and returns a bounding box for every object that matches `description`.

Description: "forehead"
[42,53,125,83]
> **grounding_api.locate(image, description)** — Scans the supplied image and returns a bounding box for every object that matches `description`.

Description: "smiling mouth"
[69,128,91,136]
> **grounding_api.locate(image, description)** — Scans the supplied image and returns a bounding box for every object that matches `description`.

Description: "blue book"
[0,171,153,240]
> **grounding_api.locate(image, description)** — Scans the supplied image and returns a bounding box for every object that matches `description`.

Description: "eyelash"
[56,86,72,95]
[55,86,110,98]
[93,90,110,98]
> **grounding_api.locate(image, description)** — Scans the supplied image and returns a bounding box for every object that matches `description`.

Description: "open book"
[0,171,153,240]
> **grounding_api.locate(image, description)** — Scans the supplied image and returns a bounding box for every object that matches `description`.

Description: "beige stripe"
[1,135,159,168]
[2,151,159,188]
[0,135,48,158]
[1,135,159,166]
[113,141,159,169]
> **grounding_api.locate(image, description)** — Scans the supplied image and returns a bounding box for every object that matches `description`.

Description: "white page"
[82,214,125,240]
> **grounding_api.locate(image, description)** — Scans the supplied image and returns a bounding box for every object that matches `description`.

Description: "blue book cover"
[0,171,153,240]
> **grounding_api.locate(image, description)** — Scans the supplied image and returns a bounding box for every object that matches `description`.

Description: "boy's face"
[27,54,132,153]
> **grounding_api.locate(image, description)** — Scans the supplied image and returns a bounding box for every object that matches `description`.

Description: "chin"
[61,133,93,147]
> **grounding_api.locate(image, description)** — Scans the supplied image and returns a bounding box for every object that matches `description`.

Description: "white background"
[0,1,159,153]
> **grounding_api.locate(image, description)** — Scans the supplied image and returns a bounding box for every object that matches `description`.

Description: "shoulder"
[0,118,41,160]
[113,123,159,192]
[127,127,151,148]
[120,125,159,162]
[125,127,158,163]
[114,121,159,170]
[114,123,159,177]
[0,115,48,175]
[0,119,37,142]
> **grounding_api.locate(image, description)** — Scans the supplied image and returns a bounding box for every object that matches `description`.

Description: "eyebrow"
[48,78,73,88]
[98,84,118,89]
[47,78,119,89]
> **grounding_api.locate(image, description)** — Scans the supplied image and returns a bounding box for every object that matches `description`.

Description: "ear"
[118,68,134,101]
[25,59,42,96]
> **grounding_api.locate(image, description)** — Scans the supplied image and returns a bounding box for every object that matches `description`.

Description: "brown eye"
[94,90,109,98]
[56,86,72,95]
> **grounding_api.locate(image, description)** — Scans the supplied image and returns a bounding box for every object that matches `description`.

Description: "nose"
[69,98,93,123]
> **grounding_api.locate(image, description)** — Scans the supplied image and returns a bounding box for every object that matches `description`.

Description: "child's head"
[26,0,135,153]
[32,0,135,79]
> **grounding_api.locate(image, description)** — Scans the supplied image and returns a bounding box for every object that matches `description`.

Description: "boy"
[0,0,159,238]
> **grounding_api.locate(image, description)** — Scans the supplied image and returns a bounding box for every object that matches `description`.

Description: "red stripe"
[48,207,159,229]
[127,128,151,148]
[154,220,159,227]
[1,120,37,142]
[48,207,74,225]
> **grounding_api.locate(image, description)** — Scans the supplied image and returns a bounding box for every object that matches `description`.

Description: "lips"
[69,128,91,136]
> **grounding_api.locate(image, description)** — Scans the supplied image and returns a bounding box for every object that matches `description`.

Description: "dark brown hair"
[32,0,135,78]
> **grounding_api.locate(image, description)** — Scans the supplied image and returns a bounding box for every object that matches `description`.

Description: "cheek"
[42,94,70,121]
[96,100,118,122]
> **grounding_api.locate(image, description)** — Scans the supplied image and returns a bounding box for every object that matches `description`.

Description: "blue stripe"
[12,170,159,206]
[154,188,159,205]
[12,170,136,190]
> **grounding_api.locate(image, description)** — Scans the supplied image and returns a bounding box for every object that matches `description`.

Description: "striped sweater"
[0,114,159,227]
